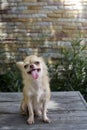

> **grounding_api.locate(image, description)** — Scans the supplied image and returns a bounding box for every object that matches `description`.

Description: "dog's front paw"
[43,117,51,123]
[27,117,34,125]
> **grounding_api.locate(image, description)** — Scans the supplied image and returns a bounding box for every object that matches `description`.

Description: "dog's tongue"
[31,70,39,79]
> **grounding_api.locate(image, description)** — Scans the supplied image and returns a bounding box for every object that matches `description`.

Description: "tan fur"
[16,55,51,124]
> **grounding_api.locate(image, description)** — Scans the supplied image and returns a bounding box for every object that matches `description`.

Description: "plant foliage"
[49,39,87,100]
[0,65,23,92]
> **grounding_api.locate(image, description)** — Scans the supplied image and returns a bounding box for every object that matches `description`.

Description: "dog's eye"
[24,64,28,69]
[34,61,40,65]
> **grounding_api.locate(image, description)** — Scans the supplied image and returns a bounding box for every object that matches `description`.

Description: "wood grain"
[0,92,87,130]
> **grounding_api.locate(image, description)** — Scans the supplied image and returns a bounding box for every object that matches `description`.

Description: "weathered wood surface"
[0,92,87,130]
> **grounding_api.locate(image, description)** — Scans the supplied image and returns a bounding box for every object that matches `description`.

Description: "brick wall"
[0,0,87,72]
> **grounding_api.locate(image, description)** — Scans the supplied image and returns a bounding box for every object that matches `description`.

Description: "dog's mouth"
[27,68,41,79]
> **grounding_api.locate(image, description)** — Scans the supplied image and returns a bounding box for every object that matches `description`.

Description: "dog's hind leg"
[20,99,28,115]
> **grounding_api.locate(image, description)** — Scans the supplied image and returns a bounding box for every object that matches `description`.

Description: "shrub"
[0,65,23,92]
[49,39,87,100]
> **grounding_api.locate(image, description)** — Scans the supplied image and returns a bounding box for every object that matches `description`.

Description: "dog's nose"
[30,64,34,69]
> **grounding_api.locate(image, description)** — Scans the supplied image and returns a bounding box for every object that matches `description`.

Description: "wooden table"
[0,92,87,130]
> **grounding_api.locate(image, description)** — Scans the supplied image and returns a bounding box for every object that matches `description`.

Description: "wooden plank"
[52,91,80,97]
[49,110,87,117]
[0,93,23,102]
[0,113,87,130]
[0,92,86,113]
[0,92,87,130]
[0,91,86,107]
[78,92,87,109]
[0,102,20,114]
[2,111,87,125]
[0,99,86,114]
[0,91,81,102]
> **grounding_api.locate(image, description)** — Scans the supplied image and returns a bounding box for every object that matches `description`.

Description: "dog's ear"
[16,61,24,71]
[39,57,48,70]
[39,57,44,62]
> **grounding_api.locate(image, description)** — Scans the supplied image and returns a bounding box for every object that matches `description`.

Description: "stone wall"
[0,0,87,71]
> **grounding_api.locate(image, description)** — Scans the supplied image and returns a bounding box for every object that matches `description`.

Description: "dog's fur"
[16,55,51,124]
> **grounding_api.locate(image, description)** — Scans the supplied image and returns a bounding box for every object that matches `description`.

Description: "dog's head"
[16,55,48,80]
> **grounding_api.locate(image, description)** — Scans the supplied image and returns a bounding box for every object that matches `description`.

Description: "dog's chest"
[33,88,45,103]
[37,87,44,97]
[29,81,45,102]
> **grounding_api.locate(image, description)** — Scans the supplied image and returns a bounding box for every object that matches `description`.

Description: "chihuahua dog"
[16,55,51,124]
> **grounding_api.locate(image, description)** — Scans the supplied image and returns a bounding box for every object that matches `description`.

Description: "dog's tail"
[47,100,58,110]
